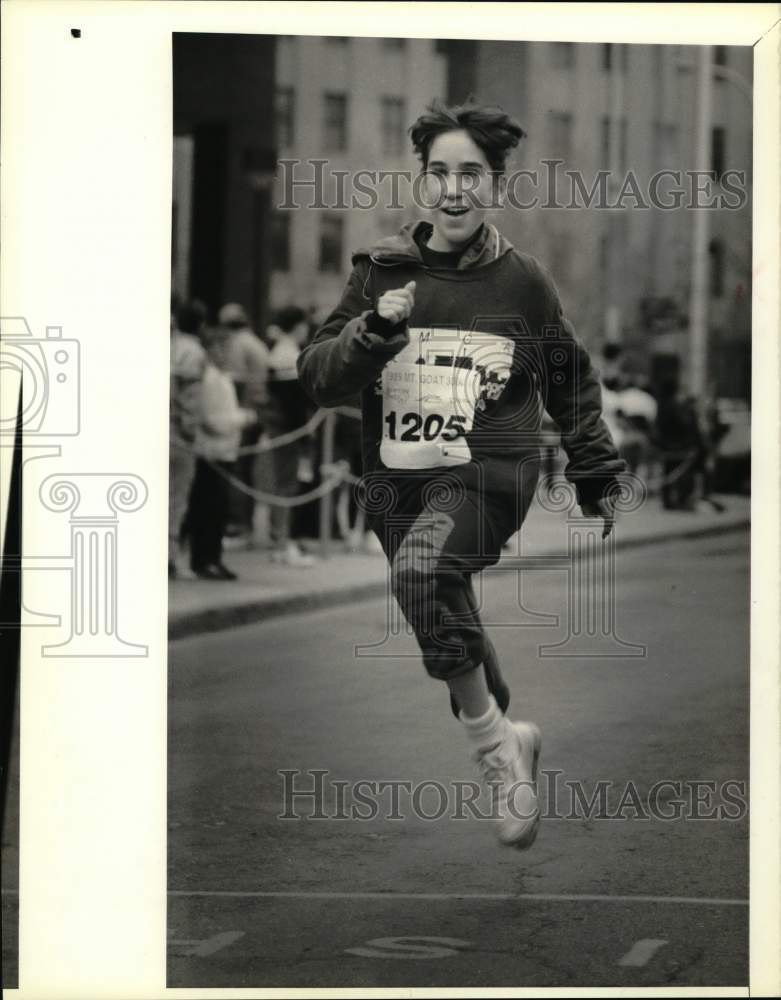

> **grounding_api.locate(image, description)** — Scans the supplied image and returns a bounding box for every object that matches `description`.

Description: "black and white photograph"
[167,25,755,991]
[1,2,779,997]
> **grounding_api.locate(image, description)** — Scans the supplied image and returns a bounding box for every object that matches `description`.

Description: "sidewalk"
[168,494,750,641]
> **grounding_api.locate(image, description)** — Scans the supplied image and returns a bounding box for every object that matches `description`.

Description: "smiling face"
[422,129,501,252]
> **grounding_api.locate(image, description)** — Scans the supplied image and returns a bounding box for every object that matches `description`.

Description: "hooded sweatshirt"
[297,220,624,506]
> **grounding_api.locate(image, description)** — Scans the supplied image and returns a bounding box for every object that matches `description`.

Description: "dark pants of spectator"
[188,458,232,570]
[228,424,261,535]
[662,457,696,510]
[269,440,300,545]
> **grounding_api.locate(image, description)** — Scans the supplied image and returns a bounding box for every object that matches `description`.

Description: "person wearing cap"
[218,302,271,546]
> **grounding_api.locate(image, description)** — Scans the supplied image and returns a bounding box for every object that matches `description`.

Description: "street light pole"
[688,45,713,398]
[605,43,625,345]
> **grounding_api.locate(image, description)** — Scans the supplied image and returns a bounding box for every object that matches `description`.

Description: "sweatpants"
[366,461,539,684]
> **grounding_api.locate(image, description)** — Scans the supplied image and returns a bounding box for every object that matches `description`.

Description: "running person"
[297,101,624,848]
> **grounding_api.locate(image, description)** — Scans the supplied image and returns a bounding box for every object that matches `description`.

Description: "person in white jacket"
[188,324,257,580]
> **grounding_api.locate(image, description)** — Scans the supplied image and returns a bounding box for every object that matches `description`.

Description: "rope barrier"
[234,409,327,455]
[173,411,705,511]
[229,404,361,456]
[203,458,350,509]
[641,449,701,492]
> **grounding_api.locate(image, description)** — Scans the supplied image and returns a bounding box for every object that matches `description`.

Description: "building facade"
[172,33,277,327]
[270,35,446,321]
[459,40,752,398]
[173,36,751,400]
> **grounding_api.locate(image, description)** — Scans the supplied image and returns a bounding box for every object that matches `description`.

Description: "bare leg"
[447,664,492,719]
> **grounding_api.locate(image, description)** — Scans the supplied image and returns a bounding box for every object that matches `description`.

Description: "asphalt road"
[166,529,747,988]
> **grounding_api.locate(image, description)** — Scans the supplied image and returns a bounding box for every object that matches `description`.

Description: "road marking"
[167,889,747,907]
[346,936,470,960]
[168,930,245,957]
[618,938,669,967]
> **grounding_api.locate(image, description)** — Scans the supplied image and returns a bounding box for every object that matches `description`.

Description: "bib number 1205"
[384,411,467,442]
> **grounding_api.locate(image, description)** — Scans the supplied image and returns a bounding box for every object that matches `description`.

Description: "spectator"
[601,342,627,392]
[615,381,657,476]
[188,324,258,580]
[169,299,206,580]
[700,395,729,509]
[218,302,271,547]
[265,306,316,567]
[653,381,703,511]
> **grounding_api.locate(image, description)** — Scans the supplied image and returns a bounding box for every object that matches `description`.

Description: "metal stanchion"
[318,410,336,559]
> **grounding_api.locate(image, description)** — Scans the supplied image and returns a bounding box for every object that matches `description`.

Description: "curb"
[168,517,749,642]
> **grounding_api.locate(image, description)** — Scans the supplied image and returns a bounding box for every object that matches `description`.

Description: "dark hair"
[409,99,525,173]
[177,299,208,335]
[272,305,308,334]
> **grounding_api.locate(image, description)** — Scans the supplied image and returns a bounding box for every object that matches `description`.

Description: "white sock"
[460,696,507,750]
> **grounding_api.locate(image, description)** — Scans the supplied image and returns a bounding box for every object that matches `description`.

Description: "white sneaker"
[270,542,316,568]
[475,719,542,848]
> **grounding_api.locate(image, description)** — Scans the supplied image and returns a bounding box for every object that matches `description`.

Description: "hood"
[352,220,515,270]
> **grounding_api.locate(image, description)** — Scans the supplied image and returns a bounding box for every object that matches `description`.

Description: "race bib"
[379,327,514,470]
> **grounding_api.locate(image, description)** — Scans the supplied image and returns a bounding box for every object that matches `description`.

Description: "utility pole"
[605,43,625,345]
[688,45,713,398]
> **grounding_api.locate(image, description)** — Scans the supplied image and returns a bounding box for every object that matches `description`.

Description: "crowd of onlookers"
[169,297,325,581]
[169,307,744,583]
[598,343,741,513]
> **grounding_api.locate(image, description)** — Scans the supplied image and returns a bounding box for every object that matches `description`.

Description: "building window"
[271,212,291,272]
[620,118,628,172]
[603,43,628,72]
[549,112,573,161]
[381,96,406,155]
[382,38,407,50]
[709,239,725,297]
[601,116,628,170]
[654,121,678,164]
[711,126,726,180]
[551,42,575,69]
[319,214,344,272]
[275,87,295,148]
[323,92,348,151]
[550,239,571,280]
